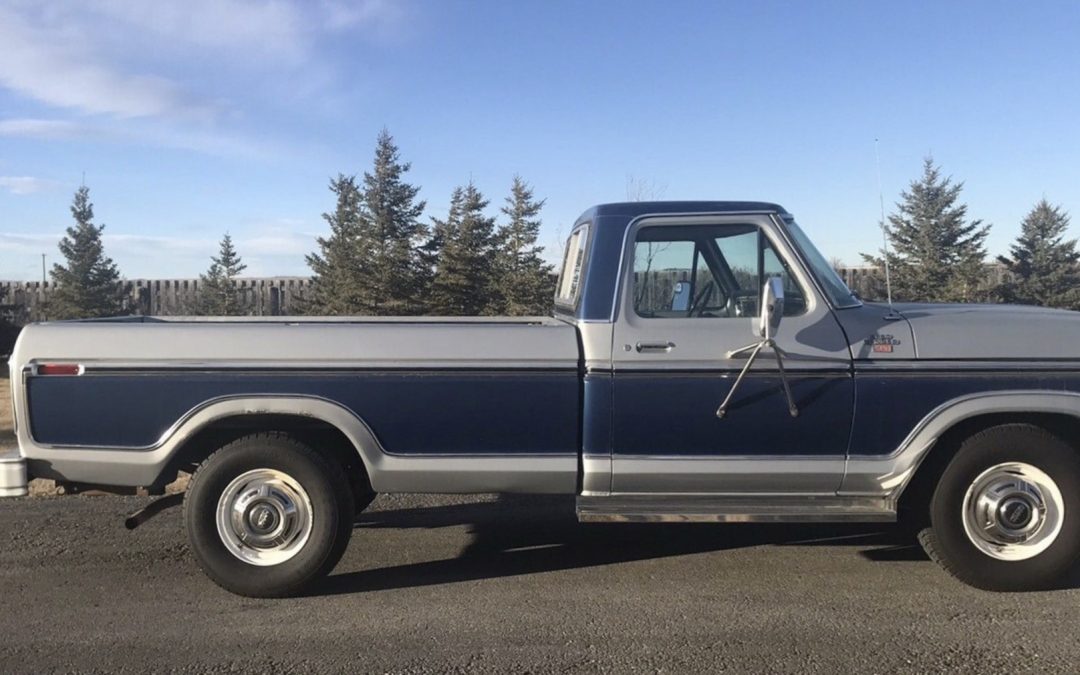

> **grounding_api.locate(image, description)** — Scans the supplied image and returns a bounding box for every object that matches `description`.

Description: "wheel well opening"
[897,411,1080,521]
[160,414,372,504]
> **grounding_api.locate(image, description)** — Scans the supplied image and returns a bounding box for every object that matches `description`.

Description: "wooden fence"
[0,277,313,323]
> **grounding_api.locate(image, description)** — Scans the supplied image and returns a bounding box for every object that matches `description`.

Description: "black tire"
[918,424,1080,591]
[183,432,354,597]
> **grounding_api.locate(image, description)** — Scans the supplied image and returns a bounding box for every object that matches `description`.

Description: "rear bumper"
[0,447,28,497]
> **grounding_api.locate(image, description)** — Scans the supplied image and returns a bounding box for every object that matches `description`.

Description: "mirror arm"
[769,343,799,418]
[716,338,799,419]
[716,340,766,419]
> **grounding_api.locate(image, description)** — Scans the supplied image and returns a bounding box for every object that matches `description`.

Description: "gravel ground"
[2,492,1079,673]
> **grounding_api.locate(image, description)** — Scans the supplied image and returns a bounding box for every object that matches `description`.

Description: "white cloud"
[237,220,318,256]
[0,119,88,140]
[0,117,276,159]
[0,1,408,157]
[0,1,407,120]
[91,0,311,66]
[0,176,56,195]
[0,5,210,120]
[0,232,62,253]
[103,233,216,257]
[318,0,406,33]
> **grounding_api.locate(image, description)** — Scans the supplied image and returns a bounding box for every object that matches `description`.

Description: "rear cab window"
[555,225,589,310]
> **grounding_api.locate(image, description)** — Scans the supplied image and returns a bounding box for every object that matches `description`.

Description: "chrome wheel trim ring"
[215,468,314,567]
[961,462,1064,562]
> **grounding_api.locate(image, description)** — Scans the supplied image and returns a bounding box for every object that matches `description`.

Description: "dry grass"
[0,371,12,441]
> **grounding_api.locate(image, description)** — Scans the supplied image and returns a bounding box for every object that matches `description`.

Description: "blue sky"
[1,0,1079,280]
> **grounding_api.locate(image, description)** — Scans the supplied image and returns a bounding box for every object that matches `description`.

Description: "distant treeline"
[9,129,555,322]
[6,144,1080,323]
[857,157,1080,310]
[835,261,1015,306]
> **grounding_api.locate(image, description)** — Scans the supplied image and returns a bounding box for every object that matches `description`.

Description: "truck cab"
[559,202,865,508]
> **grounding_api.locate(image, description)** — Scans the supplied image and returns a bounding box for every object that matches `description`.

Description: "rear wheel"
[919,424,1080,591]
[184,432,354,597]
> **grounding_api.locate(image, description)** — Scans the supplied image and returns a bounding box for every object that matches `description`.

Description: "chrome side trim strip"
[375,454,577,494]
[855,359,1080,371]
[611,455,845,494]
[603,367,851,376]
[576,494,895,523]
[52,360,580,373]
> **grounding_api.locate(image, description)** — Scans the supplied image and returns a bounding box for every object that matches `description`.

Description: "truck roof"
[576,201,789,225]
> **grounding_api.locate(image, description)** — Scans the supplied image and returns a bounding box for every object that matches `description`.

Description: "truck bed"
[8,317,582,492]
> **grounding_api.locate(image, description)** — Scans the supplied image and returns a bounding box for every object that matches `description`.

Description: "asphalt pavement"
[2,492,1078,673]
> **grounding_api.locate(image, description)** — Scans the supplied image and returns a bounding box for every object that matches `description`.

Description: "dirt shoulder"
[0,371,12,441]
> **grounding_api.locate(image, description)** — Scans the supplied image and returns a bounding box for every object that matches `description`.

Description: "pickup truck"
[3,201,1080,597]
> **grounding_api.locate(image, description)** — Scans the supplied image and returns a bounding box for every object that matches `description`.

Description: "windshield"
[782,218,861,309]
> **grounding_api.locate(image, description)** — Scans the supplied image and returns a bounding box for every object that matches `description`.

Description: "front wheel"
[919,424,1080,591]
[183,432,354,597]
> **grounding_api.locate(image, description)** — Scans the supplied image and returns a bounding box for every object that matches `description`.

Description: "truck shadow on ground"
[311,495,942,597]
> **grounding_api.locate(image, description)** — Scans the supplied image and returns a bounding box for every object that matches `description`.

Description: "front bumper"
[0,446,28,497]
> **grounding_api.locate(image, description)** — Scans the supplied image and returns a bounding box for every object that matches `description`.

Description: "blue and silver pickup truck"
[4,201,1080,596]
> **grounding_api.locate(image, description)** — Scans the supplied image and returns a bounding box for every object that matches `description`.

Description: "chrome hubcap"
[962,462,1064,561]
[216,469,313,566]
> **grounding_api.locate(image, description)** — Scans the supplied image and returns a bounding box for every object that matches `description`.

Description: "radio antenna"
[875,138,895,312]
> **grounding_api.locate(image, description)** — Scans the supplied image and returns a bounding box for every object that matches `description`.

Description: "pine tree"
[305,174,369,315]
[861,157,990,303]
[359,129,427,314]
[197,233,248,315]
[49,185,124,319]
[416,183,458,305]
[491,176,555,315]
[429,183,497,315]
[996,199,1080,309]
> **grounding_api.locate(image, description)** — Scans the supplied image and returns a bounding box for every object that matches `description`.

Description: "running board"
[576,495,896,523]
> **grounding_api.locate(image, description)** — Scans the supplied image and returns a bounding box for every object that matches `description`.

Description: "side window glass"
[713,229,760,317]
[632,225,807,319]
[633,240,697,317]
[762,240,807,316]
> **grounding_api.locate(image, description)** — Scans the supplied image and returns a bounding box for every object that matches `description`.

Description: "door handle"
[636,341,676,354]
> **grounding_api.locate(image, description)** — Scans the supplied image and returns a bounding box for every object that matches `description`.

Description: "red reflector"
[37,364,81,376]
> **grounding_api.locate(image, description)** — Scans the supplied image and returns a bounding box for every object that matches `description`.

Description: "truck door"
[609,214,853,494]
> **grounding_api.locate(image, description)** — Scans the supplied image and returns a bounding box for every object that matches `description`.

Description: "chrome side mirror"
[718,276,797,419]
[759,276,785,340]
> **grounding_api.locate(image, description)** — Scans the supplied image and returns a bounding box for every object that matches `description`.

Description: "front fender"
[841,390,1080,497]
